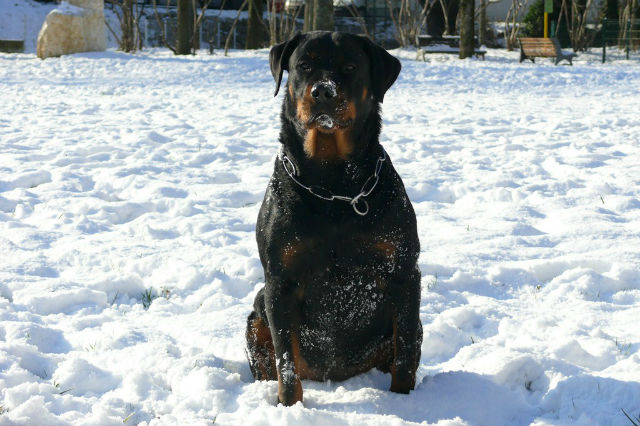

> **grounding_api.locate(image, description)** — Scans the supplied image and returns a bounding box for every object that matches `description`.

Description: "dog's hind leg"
[246,294,277,381]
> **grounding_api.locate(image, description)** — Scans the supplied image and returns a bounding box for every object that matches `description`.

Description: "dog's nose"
[311,81,337,102]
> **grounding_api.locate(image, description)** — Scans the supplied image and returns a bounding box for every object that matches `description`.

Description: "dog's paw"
[278,377,303,406]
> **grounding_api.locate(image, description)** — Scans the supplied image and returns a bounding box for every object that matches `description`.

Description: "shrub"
[522,0,545,37]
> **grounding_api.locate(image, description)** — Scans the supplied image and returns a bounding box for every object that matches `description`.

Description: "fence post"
[626,19,631,60]
[164,17,168,46]
[216,17,220,48]
[602,17,607,63]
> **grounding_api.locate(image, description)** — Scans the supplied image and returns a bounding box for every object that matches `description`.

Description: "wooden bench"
[518,37,576,65]
[416,35,486,60]
[0,40,24,53]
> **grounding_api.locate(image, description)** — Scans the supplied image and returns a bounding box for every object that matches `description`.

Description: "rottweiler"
[246,31,422,406]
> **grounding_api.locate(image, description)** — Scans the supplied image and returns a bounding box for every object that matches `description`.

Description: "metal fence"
[359,0,395,41]
[141,15,241,50]
[141,13,396,50]
[125,0,400,50]
[602,18,640,62]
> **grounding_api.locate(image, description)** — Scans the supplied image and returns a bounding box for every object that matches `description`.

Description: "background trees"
[105,0,632,55]
[105,0,145,52]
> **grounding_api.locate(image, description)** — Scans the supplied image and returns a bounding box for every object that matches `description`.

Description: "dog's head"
[270,32,401,161]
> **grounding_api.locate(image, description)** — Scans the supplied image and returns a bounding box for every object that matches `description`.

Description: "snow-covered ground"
[2,4,640,426]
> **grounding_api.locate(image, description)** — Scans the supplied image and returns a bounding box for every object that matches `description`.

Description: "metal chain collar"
[279,148,386,216]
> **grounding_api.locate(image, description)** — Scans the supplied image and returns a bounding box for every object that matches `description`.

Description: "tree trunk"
[605,0,619,19]
[122,0,134,52]
[478,0,487,46]
[571,0,583,48]
[459,0,474,58]
[313,0,334,31]
[247,0,266,48]
[304,0,314,32]
[177,0,194,54]
[633,0,639,50]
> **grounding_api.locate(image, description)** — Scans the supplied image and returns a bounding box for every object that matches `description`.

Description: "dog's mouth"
[307,112,352,132]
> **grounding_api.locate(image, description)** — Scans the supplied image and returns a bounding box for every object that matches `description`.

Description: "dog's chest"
[301,267,388,328]
[284,235,397,328]
[293,260,394,369]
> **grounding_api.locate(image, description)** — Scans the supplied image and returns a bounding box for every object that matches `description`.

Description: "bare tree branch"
[225,0,250,55]
[504,0,529,50]
[104,14,123,47]
[105,0,143,52]
[152,0,177,53]
[190,0,215,52]
[438,0,450,35]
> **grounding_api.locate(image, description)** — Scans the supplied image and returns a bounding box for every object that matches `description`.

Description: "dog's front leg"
[390,267,422,394]
[264,279,303,406]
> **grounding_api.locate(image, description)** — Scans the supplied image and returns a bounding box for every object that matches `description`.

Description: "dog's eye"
[343,64,356,73]
[298,62,312,72]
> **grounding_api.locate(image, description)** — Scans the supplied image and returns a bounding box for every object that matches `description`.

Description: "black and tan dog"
[246,31,422,406]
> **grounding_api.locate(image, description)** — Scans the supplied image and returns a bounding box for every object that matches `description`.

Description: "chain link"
[279,148,386,216]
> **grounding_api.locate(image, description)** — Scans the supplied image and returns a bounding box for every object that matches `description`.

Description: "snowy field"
[2,23,640,426]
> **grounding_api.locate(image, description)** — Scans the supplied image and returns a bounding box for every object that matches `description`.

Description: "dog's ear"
[270,32,304,97]
[358,36,401,103]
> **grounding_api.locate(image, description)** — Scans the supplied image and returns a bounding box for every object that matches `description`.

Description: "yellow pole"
[544,12,549,37]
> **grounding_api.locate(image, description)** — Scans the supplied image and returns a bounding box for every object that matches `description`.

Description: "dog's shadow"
[222,354,537,424]
[302,370,538,425]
